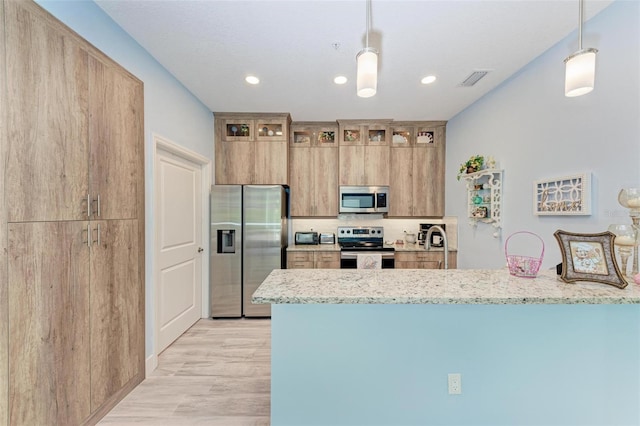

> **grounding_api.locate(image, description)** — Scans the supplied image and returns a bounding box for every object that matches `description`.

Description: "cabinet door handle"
[93,223,101,246]
[83,224,91,247]
[85,194,91,217]
[92,194,101,217]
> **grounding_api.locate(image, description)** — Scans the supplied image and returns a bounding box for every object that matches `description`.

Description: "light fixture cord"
[365,0,370,48]
[578,0,583,50]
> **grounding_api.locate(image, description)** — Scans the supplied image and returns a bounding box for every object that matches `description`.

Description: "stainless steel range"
[337,226,395,269]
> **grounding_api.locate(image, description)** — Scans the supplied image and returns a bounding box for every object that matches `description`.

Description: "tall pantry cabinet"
[1,1,145,425]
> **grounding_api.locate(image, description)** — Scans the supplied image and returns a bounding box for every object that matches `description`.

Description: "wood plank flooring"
[98,319,271,425]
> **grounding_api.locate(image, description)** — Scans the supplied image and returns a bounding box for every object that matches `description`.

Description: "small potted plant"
[457,155,484,180]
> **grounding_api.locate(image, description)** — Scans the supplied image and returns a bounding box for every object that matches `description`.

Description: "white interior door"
[155,147,203,353]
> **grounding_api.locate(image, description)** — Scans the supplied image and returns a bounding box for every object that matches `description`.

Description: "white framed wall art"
[533,173,592,216]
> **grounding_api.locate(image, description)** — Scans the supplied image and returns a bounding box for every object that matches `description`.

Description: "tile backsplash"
[290,216,458,250]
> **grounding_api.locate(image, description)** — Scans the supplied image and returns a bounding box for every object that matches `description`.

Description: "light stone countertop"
[288,244,340,252]
[287,244,456,252]
[252,268,640,305]
[391,244,456,252]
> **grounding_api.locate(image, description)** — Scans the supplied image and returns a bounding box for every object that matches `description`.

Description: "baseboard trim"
[146,353,158,377]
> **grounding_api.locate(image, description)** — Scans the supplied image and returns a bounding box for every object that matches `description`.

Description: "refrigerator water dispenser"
[217,230,235,253]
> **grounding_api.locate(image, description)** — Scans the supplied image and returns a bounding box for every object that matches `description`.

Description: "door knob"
[198,247,204,253]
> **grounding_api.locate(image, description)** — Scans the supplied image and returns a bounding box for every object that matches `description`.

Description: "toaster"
[295,232,318,245]
[319,233,336,244]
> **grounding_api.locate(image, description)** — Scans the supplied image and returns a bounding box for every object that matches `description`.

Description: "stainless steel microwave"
[339,186,389,214]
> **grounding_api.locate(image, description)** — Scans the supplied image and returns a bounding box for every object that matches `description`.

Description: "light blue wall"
[272,303,640,426]
[35,0,214,358]
[445,0,640,269]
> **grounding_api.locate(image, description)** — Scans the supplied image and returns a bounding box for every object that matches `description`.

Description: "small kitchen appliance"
[319,233,336,244]
[337,226,395,268]
[339,185,389,214]
[295,232,319,245]
[418,223,446,248]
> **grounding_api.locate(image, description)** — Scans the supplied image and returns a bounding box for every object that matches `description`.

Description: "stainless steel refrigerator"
[210,185,288,317]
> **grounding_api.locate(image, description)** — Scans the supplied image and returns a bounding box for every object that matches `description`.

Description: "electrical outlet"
[448,373,462,394]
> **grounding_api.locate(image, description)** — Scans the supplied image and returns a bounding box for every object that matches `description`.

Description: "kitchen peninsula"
[253,269,640,426]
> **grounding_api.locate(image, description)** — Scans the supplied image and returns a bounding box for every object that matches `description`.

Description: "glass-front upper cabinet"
[223,119,254,141]
[256,118,288,142]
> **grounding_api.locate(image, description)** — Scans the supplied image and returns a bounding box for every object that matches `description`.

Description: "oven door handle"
[341,251,395,260]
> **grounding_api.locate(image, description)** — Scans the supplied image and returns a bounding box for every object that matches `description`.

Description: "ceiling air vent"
[458,70,490,87]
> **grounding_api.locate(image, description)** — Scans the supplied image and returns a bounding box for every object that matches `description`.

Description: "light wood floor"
[98,319,271,426]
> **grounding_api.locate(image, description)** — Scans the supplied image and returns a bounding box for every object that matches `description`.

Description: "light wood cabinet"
[7,220,142,424]
[389,122,446,217]
[289,147,313,216]
[339,144,390,186]
[5,5,141,223]
[5,1,89,222]
[8,221,91,426]
[216,141,254,185]
[0,2,8,423]
[395,251,457,269]
[287,250,340,269]
[255,140,288,184]
[89,57,142,220]
[90,220,142,411]
[1,1,145,424]
[389,147,413,215]
[215,112,291,185]
[338,120,391,186]
[289,122,338,216]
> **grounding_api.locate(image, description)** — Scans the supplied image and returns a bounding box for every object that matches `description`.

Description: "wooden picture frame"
[534,173,591,215]
[553,230,627,289]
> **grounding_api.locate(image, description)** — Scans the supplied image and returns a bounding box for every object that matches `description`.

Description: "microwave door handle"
[373,192,377,210]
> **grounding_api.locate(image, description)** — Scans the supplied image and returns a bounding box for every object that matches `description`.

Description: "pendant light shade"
[564,48,597,97]
[357,47,378,98]
[564,0,598,97]
[357,0,377,98]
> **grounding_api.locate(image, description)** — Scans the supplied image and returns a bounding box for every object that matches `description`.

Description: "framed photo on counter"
[554,230,627,289]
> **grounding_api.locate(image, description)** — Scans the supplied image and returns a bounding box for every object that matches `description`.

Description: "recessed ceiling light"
[334,76,348,85]
[245,75,260,85]
[421,75,437,85]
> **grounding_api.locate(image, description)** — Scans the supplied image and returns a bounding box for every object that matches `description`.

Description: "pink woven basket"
[505,231,545,278]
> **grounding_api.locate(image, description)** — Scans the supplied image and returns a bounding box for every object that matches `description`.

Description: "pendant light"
[356,0,377,98]
[564,0,598,97]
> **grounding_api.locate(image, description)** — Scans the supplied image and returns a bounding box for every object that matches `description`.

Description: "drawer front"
[288,251,313,262]
[314,252,339,269]
[395,252,420,262]
[314,252,339,263]
[287,259,314,269]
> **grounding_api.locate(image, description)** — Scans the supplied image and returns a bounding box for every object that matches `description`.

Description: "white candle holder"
[608,224,636,279]
[618,188,640,276]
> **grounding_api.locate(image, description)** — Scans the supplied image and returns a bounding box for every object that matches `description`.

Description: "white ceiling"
[95,0,614,121]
